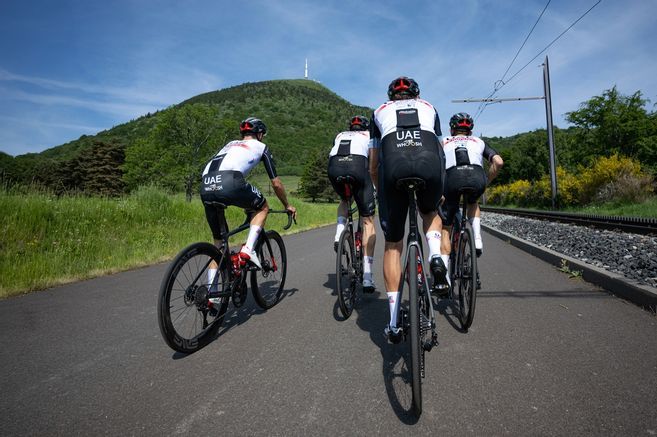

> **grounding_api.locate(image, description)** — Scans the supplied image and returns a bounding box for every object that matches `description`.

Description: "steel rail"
[481,206,657,235]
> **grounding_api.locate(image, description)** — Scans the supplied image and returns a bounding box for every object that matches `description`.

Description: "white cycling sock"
[208,268,217,287]
[425,231,442,261]
[471,217,481,241]
[363,256,373,277]
[387,291,400,328]
[441,254,451,286]
[244,225,262,251]
[335,216,347,242]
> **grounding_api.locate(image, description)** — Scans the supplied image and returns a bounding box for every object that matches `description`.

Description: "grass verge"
[0,185,336,298]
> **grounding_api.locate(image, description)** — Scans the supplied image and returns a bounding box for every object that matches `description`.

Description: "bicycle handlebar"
[269,209,296,230]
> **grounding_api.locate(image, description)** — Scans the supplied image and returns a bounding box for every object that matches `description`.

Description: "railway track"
[480,206,657,235]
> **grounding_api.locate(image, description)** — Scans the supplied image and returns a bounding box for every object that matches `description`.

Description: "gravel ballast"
[482,212,657,289]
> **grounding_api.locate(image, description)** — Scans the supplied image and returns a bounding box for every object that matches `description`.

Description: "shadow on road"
[169,285,299,359]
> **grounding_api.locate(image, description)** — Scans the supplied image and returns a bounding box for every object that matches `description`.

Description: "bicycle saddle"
[203,201,228,209]
[396,177,426,191]
[335,175,356,185]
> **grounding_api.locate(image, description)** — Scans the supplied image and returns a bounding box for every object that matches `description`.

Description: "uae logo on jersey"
[396,130,423,148]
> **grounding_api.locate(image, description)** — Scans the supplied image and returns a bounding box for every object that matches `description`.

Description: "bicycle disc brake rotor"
[193,285,209,309]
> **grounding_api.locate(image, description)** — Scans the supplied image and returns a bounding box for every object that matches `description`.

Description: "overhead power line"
[474,0,602,120]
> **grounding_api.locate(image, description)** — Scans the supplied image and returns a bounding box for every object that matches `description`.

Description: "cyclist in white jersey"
[200,117,297,268]
[369,76,447,343]
[328,115,377,292]
[440,112,503,269]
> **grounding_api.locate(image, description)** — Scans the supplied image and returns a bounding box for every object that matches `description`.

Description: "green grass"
[0,185,337,298]
[568,197,657,218]
[486,196,657,218]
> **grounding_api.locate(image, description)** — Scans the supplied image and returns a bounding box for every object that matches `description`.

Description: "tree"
[565,86,655,170]
[122,104,225,199]
[299,149,333,202]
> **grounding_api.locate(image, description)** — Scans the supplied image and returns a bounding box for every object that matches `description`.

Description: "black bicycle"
[447,189,479,331]
[157,206,294,354]
[394,178,438,416]
[335,176,365,319]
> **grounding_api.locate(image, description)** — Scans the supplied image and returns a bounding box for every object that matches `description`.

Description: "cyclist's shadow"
[324,272,420,422]
[354,293,421,424]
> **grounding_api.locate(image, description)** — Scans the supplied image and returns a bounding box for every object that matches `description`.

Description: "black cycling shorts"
[441,165,487,226]
[200,170,266,240]
[377,131,445,242]
[327,155,375,217]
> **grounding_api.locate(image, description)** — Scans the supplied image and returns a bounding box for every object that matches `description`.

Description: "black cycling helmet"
[387,76,420,100]
[349,115,370,131]
[239,117,267,136]
[449,112,474,132]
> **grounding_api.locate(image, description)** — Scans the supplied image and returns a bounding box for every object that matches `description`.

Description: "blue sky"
[1,0,655,156]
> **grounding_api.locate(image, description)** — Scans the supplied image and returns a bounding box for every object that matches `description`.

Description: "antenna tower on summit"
[304,58,308,79]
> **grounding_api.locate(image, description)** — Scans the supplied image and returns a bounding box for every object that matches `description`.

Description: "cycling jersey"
[202,139,277,179]
[441,135,499,226]
[328,130,375,217]
[329,131,370,158]
[200,138,277,238]
[442,135,498,170]
[371,98,445,242]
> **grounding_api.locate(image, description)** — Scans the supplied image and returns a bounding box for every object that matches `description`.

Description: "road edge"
[483,224,657,312]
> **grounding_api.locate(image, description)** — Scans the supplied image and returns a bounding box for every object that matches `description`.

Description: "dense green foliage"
[1,82,655,209]
[1,80,371,196]
[0,184,336,298]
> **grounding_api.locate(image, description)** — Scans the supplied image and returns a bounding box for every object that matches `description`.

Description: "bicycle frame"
[207,206,293,305]
[397,187,437,322]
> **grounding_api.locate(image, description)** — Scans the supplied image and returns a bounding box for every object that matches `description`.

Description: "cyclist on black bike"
[200,117,297,272]
[440,112,503,266]
[328,115,377,293]
[370,76,447,343]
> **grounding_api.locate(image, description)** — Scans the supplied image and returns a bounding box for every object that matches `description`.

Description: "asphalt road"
[1,224,656,436]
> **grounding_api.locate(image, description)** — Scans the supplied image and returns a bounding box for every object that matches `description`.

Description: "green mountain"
[1,79,373,189]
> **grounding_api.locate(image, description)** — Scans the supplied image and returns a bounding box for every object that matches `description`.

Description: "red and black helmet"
[239,117,267,136]
[387,76,420,100]
[449,112,474,131]
[349,115,370,131]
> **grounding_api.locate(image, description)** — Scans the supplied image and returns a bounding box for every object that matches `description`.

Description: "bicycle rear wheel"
[456,225,478,331]
[157,242,229,353]
[251,230,287,309]
[336,229,357,318]
[408,245,423,416]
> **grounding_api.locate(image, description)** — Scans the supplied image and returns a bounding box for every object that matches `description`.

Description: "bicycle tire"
[408,245,423,416]
[457,225,478,330]
[251,230,287,309]
[336,229,357,319]
[157,242,229,353]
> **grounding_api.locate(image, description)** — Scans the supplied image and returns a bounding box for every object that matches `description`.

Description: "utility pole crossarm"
[451,96,545,103]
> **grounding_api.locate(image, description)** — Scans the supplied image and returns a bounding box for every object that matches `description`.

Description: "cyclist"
[200,117,297,272]
[369,76,447,343]
[328,115,378,292]
[439,112,503,272]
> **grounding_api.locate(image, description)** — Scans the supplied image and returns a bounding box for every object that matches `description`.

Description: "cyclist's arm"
[368,146,378,191]
[487,155,504,184]
[369,111,381,190]
[262,147,296,217]
[482,143,503,184]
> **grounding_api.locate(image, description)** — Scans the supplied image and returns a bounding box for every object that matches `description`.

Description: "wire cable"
[474,0,602,121]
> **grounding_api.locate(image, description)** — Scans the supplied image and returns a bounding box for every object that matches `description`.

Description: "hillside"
[1,79,372,185]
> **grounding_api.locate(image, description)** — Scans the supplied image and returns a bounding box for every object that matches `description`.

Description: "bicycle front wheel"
[336,229,357,319]
[157,242,229,353]
[456,225,478,331]
[408,245,423,416]
[251,230,287,309]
